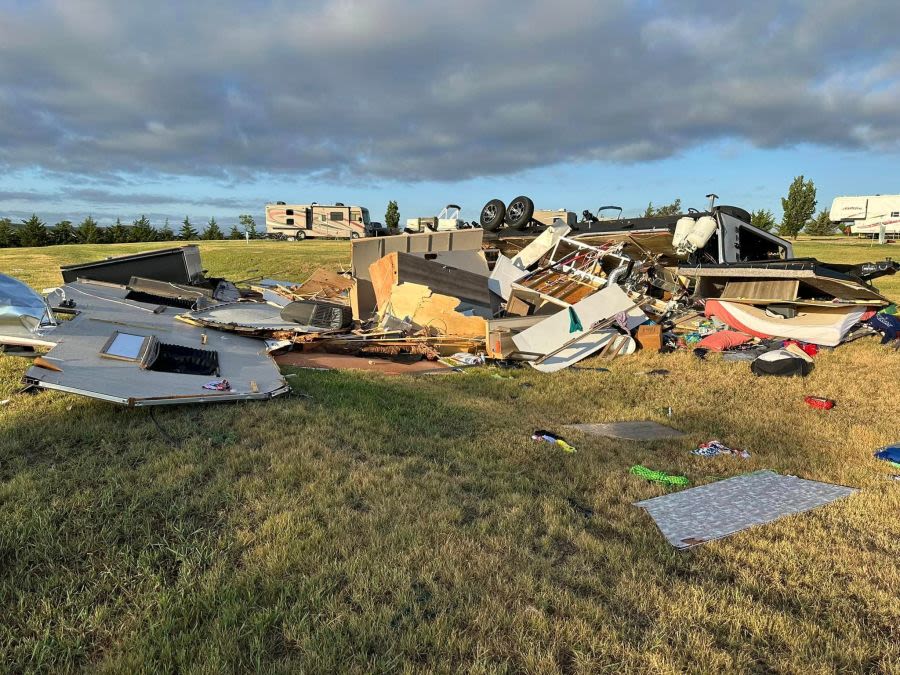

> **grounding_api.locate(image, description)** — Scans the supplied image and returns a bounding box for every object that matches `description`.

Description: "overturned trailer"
[483,196,792,266]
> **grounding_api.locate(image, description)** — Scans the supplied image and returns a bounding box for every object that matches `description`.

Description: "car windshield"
[361,208,371,225]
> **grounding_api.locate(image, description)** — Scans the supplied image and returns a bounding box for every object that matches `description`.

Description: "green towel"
[568,307,583,333]
[630,465,690,487]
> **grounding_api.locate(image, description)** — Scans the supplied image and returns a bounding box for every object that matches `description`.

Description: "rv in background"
[265,202,373,240]
[830,195,900,236]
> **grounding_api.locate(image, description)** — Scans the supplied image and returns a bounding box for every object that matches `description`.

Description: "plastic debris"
[630,465,690,486]
[532,429,577,453]
[692,440,750,459]
[804,396,836,410]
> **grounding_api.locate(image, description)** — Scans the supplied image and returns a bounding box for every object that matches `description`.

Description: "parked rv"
[265,202,372,240]
[830,195,900,236]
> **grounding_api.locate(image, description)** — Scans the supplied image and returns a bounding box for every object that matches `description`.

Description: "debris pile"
[1,201,897,406]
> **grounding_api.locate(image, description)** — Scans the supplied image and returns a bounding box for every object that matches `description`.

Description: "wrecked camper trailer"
[484,195,793,266]
[2,194,898,407]
[23,281,290,406]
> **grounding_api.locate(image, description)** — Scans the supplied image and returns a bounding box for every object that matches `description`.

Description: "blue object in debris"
[874,444,900,463]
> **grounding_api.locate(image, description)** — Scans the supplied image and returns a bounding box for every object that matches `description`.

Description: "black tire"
[296,231,306,241]
[505,196,534,229]
[350,232,360,240]
[480,199,506,231]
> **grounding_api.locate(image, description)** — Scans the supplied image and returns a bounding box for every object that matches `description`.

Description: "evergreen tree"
[49,220,76,245]
[76,215,101,244]
[19,214,48,247]
[643,199,682,217]
[228,223,243,240]
[385,201,400,232]
[131,214,157,242]
[158,218,175,241]
[108,218,130,243]
[178,216,199,241]
[0,217,19,247]
[805,209,837,236]
[238,214,258,239]
[779,175,817,239]
[201,216,223,240]
[750,209,777,232]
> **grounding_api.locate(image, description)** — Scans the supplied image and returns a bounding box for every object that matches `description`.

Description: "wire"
[65,285,159,313]
[149,407,183,446]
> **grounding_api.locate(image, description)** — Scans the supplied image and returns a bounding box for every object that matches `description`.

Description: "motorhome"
[830,195,900,236]
[265,202,372,240]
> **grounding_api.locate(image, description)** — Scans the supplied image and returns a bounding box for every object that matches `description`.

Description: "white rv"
[830,195,900,236]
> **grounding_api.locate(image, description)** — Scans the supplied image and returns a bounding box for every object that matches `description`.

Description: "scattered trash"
[874,444,900,464]
[566,497,594,518]
[630,465,690,487]
[634,470,857,549]
[203,379,232,392]
[3,200,897,405]
[804,396,836,410]
[751,349,813,377]
[692,440,750,459]
[532,430,577,453]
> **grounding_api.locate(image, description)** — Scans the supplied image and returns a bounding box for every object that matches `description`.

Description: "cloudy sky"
[1,0,898,226]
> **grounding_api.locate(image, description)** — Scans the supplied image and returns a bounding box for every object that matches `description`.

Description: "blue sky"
[1,1,898,228]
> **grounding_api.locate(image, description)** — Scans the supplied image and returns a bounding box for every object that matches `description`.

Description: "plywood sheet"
[368,252,491,311]
[721,279,799,302]
[385,283,487,338]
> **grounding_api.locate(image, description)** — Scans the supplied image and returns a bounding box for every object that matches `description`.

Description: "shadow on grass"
[0,358,896,671]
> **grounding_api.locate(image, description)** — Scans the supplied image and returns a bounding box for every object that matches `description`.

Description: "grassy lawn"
[1,238,899,672]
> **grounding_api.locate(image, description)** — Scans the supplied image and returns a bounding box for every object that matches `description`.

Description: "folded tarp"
[705,299,871,347]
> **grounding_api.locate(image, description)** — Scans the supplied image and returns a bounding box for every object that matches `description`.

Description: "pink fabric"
[696,330,752,351]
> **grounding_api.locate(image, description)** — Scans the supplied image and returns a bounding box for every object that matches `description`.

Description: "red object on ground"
[804,396,835,410]
[783,340,819,357]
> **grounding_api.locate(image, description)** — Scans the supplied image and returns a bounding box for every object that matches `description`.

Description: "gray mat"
[634,470,856,549]
[567,421,686,441]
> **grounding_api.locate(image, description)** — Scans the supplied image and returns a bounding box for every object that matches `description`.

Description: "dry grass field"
[1,238,899,672]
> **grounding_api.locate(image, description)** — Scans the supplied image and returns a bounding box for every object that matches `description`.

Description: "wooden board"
[351,229,484,319]
[721,279,799,302]
[385,283,487,338]
[368,251,492,311]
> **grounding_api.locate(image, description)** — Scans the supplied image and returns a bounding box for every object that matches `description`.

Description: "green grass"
[1,239,900,672]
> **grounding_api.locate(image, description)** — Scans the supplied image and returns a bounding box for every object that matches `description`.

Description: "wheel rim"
[482,204,497,221]
[508,201,524,221]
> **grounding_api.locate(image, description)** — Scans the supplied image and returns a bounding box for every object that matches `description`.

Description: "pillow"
[696,330,751,352]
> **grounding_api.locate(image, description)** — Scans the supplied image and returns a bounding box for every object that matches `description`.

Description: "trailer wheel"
[350,232,360,239]
[505,196,534,229]
[480,199,506,231]
[296,231,306,241]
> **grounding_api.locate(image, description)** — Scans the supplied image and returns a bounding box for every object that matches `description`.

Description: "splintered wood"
[384,283,487,338]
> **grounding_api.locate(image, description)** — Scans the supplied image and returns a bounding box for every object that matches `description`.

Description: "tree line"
[0,214,261,248]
